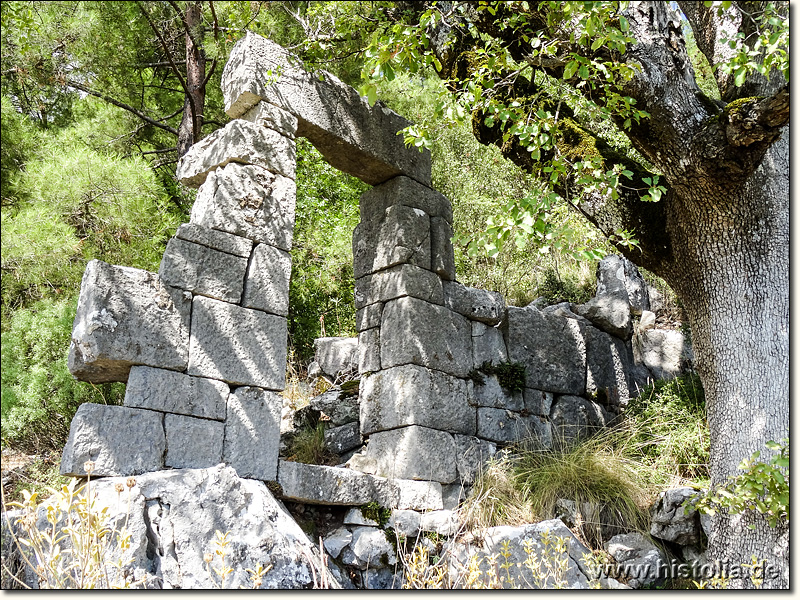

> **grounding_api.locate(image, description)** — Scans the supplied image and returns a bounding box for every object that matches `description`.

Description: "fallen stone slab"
[68,260,191,383]
[159,237,247,304]
[177,119,296,188]
[476,408,552,448]
[222,33,431,187]
[60,404,165,477]
[223,386,282,481]
[443,281,505,325]
[364,425,458,484]
[354,264,443,308]
[175,223,253,257]
[277,460,396,506]
[164,414,224,469]
[360,175,452,223]
[124,366,229,421]
[241,243,292,317]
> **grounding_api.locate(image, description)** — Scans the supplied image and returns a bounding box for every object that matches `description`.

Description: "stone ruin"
[61,32,692,507]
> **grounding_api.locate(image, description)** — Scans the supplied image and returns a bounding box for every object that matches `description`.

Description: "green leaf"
[563,60,578,80]
[734,65,747,87]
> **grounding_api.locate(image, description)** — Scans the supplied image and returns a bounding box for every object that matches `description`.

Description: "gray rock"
[159,237,247,303]
[421,510,460,537]
[360,175,451,223]
[389,509,421,537]
[443,281,505,325]
[542,301,593,326]
[177,119,296,188]
[187,296,287,390]
[277,460,395,506]
[344,507,380,527]
[393,479,444,511]
[323,527,352,559]
[360,365,475,435]
[365,426,458,483]
[605,532,666,589]
[324,422,362,455]
[453,434,497,485]
[309,390,360,426]
[596,255,650,316]
[175,223,253,257]
[441,484,467,510]
[585,326,631,407]
[638,310,657,331]
[549,395,607,446]
[68,260,191,383]
[350,526,397,567]
[649,487,702,546]
[355,303,383,332]
[646,285,664,314]
[222,33,430,187]
[471,374,524,410]
[241,100,298,138]
[164,414,224,469]
[477,408,552,448]
[124,366,229,421]
[313,336,358,377]
[346,450,378,475]
[223,387,282,481]
[354,264,443,309]
[472,321,508,368]
[190,163,296,252]
[241,243,292,317]
[353,204,431,278]
[571,295,632,339]
[523,388,554,417]
[339,546,366,569]
[60,404,165,477]
[430,215,456,280]
[633,329,691,380]
[363,567,401,590]
[381,296,472,377]
[358,328,381,374]
[506,306,587,395]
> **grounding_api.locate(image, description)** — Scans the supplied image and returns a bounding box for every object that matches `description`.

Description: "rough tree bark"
[176,1,205,156]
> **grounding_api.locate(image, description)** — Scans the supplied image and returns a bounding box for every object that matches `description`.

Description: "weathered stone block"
[241,243,291,316]
[175,223,253,257]
[471,375,524,411]
[177,119,296,188]
[354,264,443,308]
[477,408,552,448]
[430,216,456,281]
[124,366,228,420]
[365,426,458,483]
[353,205,431,278]
[68,260,191,383]
[323,527,352,559]
[358,328,381,373]
[381,297,472,377]
[222,33,431,186]
[523,388,554,417]
[549,395,606,446]
[360,365,476,435]
[420,510,459,536]
[585,326,631,406]
[453,434,497,485]
[506,306,587,395]
[159,237,247,303]
[393,479,444,511]
[605,532,666,589]
[389,510,421,537]
[314,337,358,377]
[633,329,691,380]
[187,296,287,390]
[649,487,702,546]
[356,303,383,331]
[191,163,296,251]
[241,100,298,138]
[360,176,451,223]
[350,526,397,566]
[472,321,508,367]
[572,295,632,339]
[309,390,360,426]
[596,255,650,316]
[61,404,165,477]
[324,421,362,455]
[223,386,282,481]
[443,281,505,325]
[277,461,396,506]
[164,414,223,469]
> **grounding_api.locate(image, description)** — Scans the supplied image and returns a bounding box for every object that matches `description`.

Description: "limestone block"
[364,426,458,483]
[360,365,476,435]
[350,526,397,566]
[472,321,508,367]
[381,297,472,377]
[277,461,396,506]
[324,421,362,455]
[175,223,253,257]
[443,281,505,325]
[585,326,631,407]
[241,100,298,138]
[177,119,295,188]
[164,414,223,469]
[430,216,456,281]
[314,336,358,377]
[241,243,292,316]
[309,390,360,426]
[323,527,352,559]
[442,485,467,510]
[505,306,587,395]
[453,434,497,485]
[61,404,165,477]
[389,510,421,537]
[353,205,431,278]
[124,366,228,421]
[224,387,282,481]
[543,301,593,326]
[571,295,632,339]
[191,163,296,252]
[596,255,650,316]
[358,328,381,374]
[354,264,443,309]
[356,303,383,331]
[633,329,691,380]
[420,510,459,537]
[68,260,191,383]
[477,408,552,448]
[393,479,444,511]
[222,33,431,186]
[159,237,247,303]
[523,388,554,417]
[471,374,524,411]
[549,395,607,446]
[360,175,452,223]
[605,532,666,589]
[187,296,287,390]
[344,508,379,527]
[649,487,702,546]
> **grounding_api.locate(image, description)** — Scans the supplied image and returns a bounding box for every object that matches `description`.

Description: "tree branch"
[724,84,789,147]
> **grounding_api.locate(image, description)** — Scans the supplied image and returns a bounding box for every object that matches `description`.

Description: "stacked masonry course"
[61,33,691,506]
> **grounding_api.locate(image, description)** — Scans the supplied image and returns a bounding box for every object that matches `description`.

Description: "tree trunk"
[177,2,205,157]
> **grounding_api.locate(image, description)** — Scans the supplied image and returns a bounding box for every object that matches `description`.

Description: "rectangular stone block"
[454,434,497,486]
[472,321,508,367]
[68,260,191,383]
[191,163,296,252]
[188,296,287,390]
[471,374,524,411]
[352,205,431,278]
[223,386,282,480]
[159,237,247,303]
[356,302,383,332]
[523,388,554,417]
[241,100,298,138]
[278,460,396,506]
[175,223,253,257]
[358,328,381,374]
[324,421,362,455]
[430,216,456,280]
[364,426,458,484]
[380,297,472,377]
[360,364,476,435]
[585,326,632,406]
[61,404,165,477]
[241,243,292,316]
[165,413,224,469]
[222,33,431,187]
[177,119,296,188]
[505,306,587,396]
[124,365,229,421]
[360,176,452,223]
[393,480,444,511]
[354,264,443,309]
[477,408,552,449]
[443,281,505,325]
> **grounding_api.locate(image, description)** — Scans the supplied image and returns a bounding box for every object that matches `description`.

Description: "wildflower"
[126,477,136,489]
[83,461,96,475]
